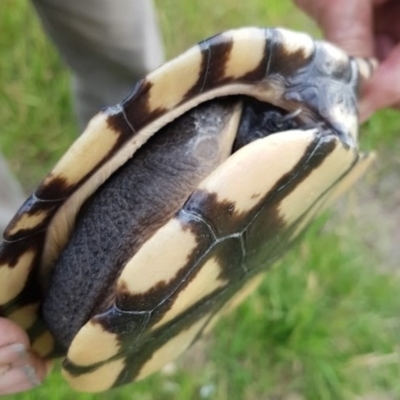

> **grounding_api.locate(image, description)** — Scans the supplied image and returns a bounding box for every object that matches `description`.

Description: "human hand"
[0,318,48,395]
[294,0,400,122]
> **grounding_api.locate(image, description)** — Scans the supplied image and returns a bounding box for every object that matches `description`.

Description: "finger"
[317,0,375,57]
[0,343,29,367]
[375,34,396,61]
[0,359,43,395]
[0,351,49,395]
[0,368,35,396]
[0,318,50,394]
[359,43,400,121]
[0,318,30,349]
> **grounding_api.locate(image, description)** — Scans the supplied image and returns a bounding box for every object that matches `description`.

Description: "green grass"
[1,1,400,399]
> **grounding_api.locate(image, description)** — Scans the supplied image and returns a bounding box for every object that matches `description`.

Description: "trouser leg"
[32,0,164,129]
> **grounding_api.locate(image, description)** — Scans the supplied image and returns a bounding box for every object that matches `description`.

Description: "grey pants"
[0,0,164,235]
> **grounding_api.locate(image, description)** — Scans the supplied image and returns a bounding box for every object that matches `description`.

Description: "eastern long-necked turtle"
[0,27,375,392]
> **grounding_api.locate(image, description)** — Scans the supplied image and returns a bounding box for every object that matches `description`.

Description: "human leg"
[32,0,164,128]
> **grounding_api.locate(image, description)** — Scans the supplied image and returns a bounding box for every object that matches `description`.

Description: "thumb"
[312,0,375,58]
[359,43,400,121]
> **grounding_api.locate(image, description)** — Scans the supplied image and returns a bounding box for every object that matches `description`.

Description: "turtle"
[0,27,376,392]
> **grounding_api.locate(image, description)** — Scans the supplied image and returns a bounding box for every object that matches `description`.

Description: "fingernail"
[20,364,41,386]
[0,343,28,365]
[0,344,41,387]
[0,365,40,393]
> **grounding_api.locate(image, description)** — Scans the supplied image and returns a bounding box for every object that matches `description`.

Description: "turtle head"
[282,40,376,147]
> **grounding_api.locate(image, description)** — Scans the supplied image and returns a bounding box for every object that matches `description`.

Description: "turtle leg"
[31,0,165,128]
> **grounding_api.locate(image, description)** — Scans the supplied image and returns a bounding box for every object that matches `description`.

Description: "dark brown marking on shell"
[63,359,101,377]
[181,40,212,101]
[63,317,126,376]
[63,352,125,378]
[35,103,144,203]
[146,236,244,328]
[113,275,253,387]
[63,292,212,382]
[35,175,72,201]
[0,234,45,315]
[115,213,214,313]
[111,79,167,134]
[102,103,146,159]
[73,81,172,204]
[244,141,359,271]
[183,30,271,107]
[268,30,313,78]
[243,199,291,272]
[3,195,60,242]
[182,29,270,102]
[184,134,337,239]
[93,306,150,338]
[64,276,250,386]
[35,108,139,204]
[201,34,234,91]
[63,319,126,375]
[0,240,35,270]
[104,105,136,140]
[239,28,270,82]
[69,224,244,383]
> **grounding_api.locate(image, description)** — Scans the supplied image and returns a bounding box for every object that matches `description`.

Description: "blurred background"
[1,1,400,399]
